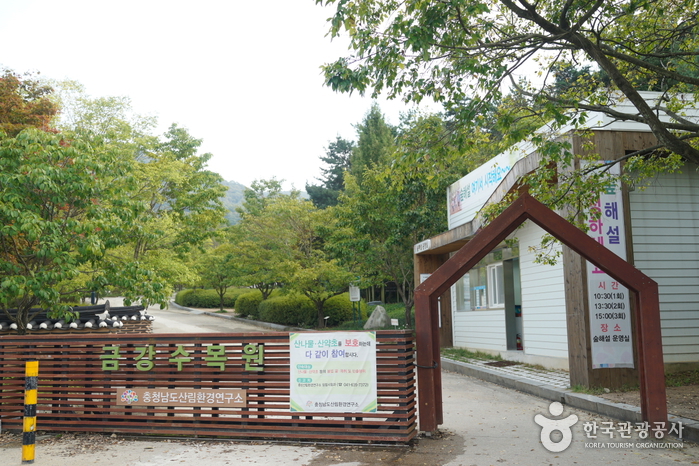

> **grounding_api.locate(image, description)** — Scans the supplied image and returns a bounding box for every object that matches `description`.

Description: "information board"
[289,331,377,413]
[585,164,634,369]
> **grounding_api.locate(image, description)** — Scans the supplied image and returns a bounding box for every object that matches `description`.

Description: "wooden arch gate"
[414,193,667,433]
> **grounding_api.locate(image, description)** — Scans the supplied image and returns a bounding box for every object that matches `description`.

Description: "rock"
[364,305,390,329]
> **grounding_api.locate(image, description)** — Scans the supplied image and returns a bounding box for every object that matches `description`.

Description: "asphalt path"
[103,298,272,334]
[148,305,270,334]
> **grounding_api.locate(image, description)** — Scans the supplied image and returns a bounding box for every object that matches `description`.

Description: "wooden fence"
[0,330,416,443]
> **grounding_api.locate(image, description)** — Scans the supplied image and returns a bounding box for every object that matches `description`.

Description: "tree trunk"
[395,281,414,328]
[316,301,326,328]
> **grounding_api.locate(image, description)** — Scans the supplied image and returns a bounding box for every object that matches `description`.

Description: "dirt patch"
[598,385,699,421]
[306,430,465,466]
[484,360,521,368]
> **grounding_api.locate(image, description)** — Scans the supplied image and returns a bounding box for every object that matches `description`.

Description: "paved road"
[2,303,697,465]
[148,305,269,334]
[102,298,271,334]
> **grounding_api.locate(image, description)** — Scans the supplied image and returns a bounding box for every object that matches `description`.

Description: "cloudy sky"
[0,1,423,190]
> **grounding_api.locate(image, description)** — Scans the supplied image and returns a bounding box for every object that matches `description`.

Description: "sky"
[0,0,424,190]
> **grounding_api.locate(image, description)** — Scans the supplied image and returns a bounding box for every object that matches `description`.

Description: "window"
[454,274,470,312]
[487,263,505,308]
[469,266,488,309]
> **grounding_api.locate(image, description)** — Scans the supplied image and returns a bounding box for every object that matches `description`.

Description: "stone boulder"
[364,305,390,329]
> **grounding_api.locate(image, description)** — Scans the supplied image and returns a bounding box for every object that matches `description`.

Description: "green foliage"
[235,290,265,319]
[441,347,503,363]
[0,128,166,331]
[236,178,288,219]
[351,103,396,183]
[323,293,356,326]
[255,292,356,328]
[318,0,699,224]
[196,244,237,310]
[55,83,228,299]
[258,294,316,328]
[666,370,699,387]
[174,288,250,309]
[238,194,355,327]
[306,136,354,209]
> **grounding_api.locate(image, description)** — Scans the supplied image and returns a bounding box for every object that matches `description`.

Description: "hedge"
[235,290,264,319]
[258,294,315,327]
[323,293,357,326]
[175,288,250,309]
[257,292,357,328]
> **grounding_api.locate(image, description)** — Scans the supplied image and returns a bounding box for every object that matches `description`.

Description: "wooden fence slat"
[0,330,416,443]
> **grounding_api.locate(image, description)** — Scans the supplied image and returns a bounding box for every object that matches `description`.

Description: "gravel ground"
[0,432,322,466]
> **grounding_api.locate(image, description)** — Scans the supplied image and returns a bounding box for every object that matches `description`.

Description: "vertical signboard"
[289,332,377,413]
[586,165,634,368]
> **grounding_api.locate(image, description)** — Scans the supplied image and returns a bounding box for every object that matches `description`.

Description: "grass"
[441,347,503,362]
[521,363,552,372]
[666,370,699,387]
[570,370,699,395]
[570,384,608,396]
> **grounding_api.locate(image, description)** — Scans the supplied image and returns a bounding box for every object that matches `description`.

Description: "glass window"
[455,274,470,312]
[488,263,505,308]
[470,266,488,309]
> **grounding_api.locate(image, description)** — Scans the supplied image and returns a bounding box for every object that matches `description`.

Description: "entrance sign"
[116,388,246,407]
[585,165,634,369]
[289,331,377,413]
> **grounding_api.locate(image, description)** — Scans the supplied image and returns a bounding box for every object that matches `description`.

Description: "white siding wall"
[630,166,699,364]
[451,304,508,351]
[518,221,569,359]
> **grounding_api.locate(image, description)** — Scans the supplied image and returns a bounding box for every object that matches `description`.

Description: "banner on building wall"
[447,144,531,229]
[585,164,634,369]
[289,331,377,413]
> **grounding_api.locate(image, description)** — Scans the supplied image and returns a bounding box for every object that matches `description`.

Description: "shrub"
[174,288,244,309]
[227,288,254,306]
[323,293,357,326]
[175,289,194,306]
[235,290,264,319]
[258,294,315,328]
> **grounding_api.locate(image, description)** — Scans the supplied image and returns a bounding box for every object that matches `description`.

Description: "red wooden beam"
[415,193,666,433]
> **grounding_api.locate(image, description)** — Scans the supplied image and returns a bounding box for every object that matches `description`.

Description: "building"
[414,93,699,387]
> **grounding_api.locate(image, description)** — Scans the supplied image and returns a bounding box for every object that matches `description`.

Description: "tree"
[227,179,305,299]
[0,69,58,136]
[306,136,354,209]
[225,222,286,300]
[129,123,227,260]
[333,157,453,327]
[236,178,287,219]
[0,129,165,333]
[318,1,699,207]
[197,244,236,311]
[351,103,396,183]
[268,198,354,328]
[236,194,354,327]
[55,86,227,297]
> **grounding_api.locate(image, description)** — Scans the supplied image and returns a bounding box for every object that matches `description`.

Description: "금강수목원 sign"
[289,331,377,413]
